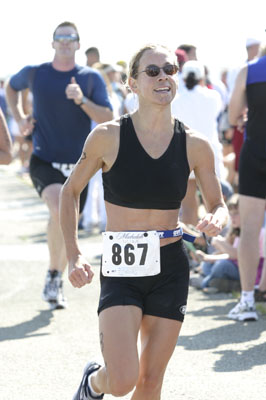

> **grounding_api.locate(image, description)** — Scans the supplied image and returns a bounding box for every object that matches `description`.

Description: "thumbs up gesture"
[65,76,83,105]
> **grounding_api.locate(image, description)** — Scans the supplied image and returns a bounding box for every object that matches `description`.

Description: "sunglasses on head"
[139,64,178,77]
[54,34,79,42]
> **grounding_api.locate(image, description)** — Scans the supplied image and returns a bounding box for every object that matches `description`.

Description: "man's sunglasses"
[54,34,79,42]
[139,64,178,77]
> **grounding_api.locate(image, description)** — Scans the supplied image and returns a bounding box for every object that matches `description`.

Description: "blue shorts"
[98,240,190,322]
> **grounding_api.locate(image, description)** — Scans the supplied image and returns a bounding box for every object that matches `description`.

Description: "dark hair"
[128,44,177,80]
[53,21,80,41]
[85,47,100,57]
[185,72,199,90]
[178,44,196,54]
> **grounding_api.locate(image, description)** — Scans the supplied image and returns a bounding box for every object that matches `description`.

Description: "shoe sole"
[228,312,258,321]
[49,299,67,310]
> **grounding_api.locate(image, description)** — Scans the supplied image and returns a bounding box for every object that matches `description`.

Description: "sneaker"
[73,361,104,400]
[42,270,66,309]
[227,301,258,321]
[49,281,67,310]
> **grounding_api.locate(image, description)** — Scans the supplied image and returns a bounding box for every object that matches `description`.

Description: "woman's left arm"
[187,132,229,236]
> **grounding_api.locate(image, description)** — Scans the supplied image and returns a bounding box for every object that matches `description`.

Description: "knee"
[211,261,225,277]
[108,372,137,397]
[49,203,60,222]
[136,373,162,397]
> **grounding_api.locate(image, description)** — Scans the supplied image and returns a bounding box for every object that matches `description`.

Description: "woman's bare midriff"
[105,201,182,247]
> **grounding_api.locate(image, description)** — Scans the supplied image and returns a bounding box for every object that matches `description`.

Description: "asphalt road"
[0,163,266,400]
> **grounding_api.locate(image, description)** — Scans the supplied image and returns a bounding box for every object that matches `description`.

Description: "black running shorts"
[239,143,266,199]
[98,240,190,322]
[29,154,88,213]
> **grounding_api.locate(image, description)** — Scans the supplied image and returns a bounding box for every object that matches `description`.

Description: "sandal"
[254,289,266,302]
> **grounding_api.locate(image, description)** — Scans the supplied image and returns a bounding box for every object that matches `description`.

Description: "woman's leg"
[91,305,143,397]
[131,315,182,400]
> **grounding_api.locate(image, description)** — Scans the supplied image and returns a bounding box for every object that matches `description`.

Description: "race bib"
[102,231,160,277]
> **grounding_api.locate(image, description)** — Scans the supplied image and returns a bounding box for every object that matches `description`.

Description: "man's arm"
[6,82,34,136]
[0,108,12,165]
[6,81,24,123]
[79,97,113,123]
[65,76,113,123]
[228,66,248,126]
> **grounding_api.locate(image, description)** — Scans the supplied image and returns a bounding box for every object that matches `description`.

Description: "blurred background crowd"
[1,33,266,304]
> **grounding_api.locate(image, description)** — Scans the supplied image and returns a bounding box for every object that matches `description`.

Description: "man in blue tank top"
[228,45,266,321]
[6,21,113,310]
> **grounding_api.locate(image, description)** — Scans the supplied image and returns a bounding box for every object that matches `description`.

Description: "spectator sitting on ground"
[190,194,264,293]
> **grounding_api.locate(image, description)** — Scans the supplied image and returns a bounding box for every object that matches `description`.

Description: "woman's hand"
[68,255,94,288]
[196,213,223,237]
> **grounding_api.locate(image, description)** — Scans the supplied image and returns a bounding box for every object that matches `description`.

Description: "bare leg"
[238,195,265,291]
[131,315,182,400]
[91,305,142,397]
[42,183,67,273]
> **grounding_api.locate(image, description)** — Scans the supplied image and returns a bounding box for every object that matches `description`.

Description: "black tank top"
[102,114,190,210]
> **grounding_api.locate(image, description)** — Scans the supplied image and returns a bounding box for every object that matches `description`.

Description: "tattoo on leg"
[100,332,104,353]
[78,151,87,164]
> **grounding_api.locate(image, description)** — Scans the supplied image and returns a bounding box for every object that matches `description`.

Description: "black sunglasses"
[139,64,178,77]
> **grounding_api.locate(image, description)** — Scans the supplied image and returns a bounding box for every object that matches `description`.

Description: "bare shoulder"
[83,118,121,171]
[185,127,214,170]
[87,118,120,144]
[186,127,212,153]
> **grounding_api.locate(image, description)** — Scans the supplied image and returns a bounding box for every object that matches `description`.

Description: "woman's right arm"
[60,122,117,287]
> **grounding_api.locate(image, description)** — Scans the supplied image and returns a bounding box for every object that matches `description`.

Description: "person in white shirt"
[172,60,227,225]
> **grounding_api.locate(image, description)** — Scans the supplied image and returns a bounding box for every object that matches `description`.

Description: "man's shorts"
[98,239,190,322]
[239,143,266,199]
[29,154,88,213]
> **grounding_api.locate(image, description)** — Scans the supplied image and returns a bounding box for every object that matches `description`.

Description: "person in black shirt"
[60,44,228,400]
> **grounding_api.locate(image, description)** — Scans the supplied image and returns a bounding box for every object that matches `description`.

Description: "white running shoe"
[227,301,258,321]
[42,270,67,309]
